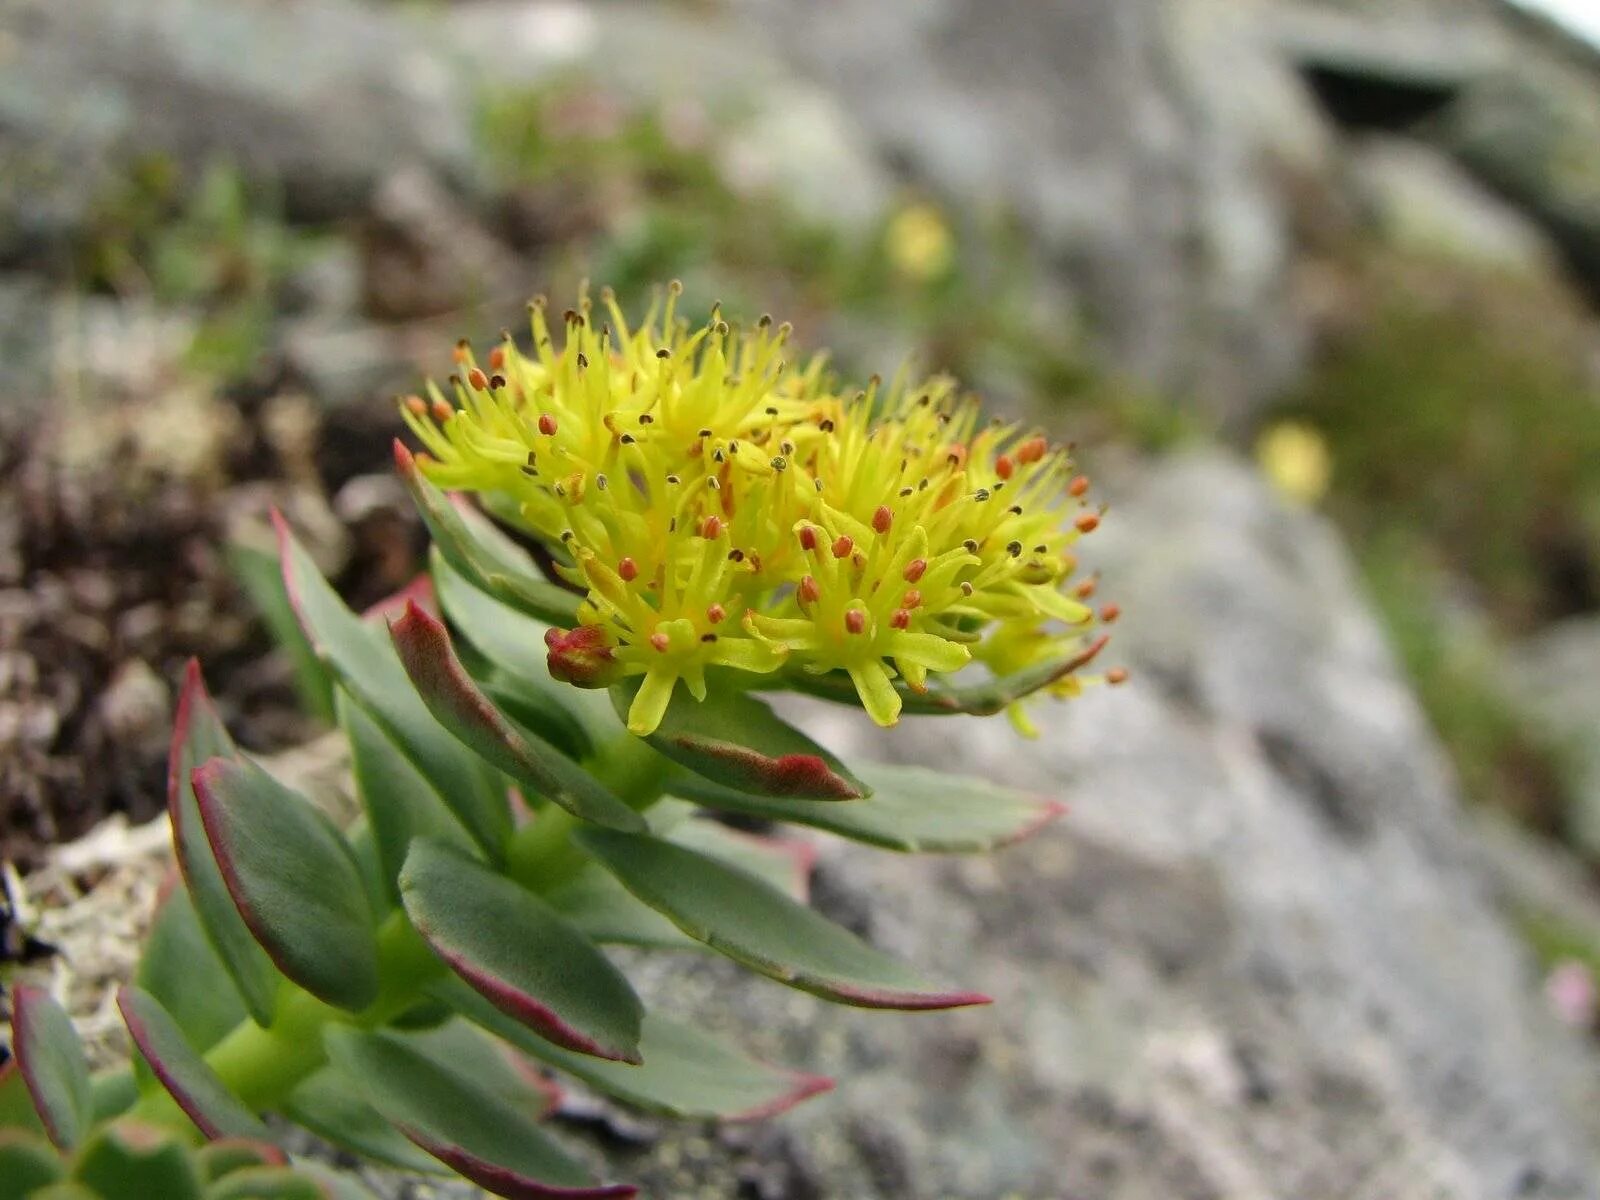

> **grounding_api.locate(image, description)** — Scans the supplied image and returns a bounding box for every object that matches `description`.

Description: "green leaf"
[395,442,581,628]
[205,1166,324,1199]
[611,681,865,800]
[274,511,511,859]
[436,979,833,1121]
[117,988,271,1143]
[388,603,644,834]
[135,890,248,1061]
[72,1122,204,1200]
[25,1184,100,1200]
[400,841,642,1064]
[0,1129,63,1199]
[432,548,601,760]
[286,1160,384,1200]
[674,761,1066,853]
[340,690,475,905]
[10,987,92,1150]
[0,1059,47,1137]
[88,1070,139,1124]
[323,1028,635,1199]
[574,830,990,1010]
[281,1069,448,1175]
[192,758,381,1012]
[194,1140,287,1182]
[401,1021,561,1121]
[167,662,280,1026]
[227,539,335,723]
[667,819,814,899]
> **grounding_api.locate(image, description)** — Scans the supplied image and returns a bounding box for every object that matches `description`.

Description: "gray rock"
[592,452,1600,1199]
[1505,617,1600,859]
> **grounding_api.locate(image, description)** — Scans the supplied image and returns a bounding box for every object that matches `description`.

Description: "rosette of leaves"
[1,300,1113,1198]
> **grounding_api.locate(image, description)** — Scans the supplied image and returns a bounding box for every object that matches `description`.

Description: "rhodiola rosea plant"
[0,284,1124,1199]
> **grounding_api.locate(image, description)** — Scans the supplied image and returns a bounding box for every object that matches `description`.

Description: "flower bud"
[544,625,622,688]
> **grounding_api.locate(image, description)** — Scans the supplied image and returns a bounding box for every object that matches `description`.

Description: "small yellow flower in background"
[1256,420,1331,505]
[885,202,954,282]
[402,284,1116,735]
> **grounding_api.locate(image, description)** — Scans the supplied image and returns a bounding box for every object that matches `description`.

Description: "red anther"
[1099,602,1121,624]
[403,394,427,416]
[996,455,1015,481]
[452,342,470,365]
[706,603,727,625]
[650,632,671,653]
[798,525,819,552]
[872,505,893,534]
[618,557,639,583]
[1017,436,1047,464]
[1106,667,1129,685]
[1069,475,1090,497]
[488,345,506,370]
[902,588,923,609]
[944,443,969,469]
[831,535,854,559]
[701,515,724,540]
[1075,577,1099,599]
[798,575,821,605]
[903,558,928,583]
[890,608,911,630]
[538,413,558,436]
[1074,513,1100,534]
[844,609,867,635]
[467,367,490,391]
[430,399,454,423]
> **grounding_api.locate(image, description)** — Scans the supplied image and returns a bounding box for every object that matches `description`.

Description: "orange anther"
[488,345,506,370]
[1017,436,1047,464]
[903,558,927,583]
[1107,667,1129,685]
[872,505,893,534]
[701,515,723,539]
[706,603,727,625]
[403,395,427,416]
[1069,475,1089,497]
[1099,603,1121,624]
[430,399,454,423]
[1074,513,1100,534]
[996,455,1015,481]
[618,557,639,582]
[844,609,867,635]
[538,413,558,436]
[798,575,821,605]
[902,588,923,609]
[467,367,489,391]
[890,608,911,630]
[650,632,671,653]
[799,525,819,552]
[831,535,854,559]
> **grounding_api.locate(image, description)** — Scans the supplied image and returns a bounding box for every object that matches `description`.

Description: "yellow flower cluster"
[402,285,1119,735]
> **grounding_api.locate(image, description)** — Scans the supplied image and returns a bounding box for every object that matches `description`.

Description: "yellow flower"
[1256,421,1331,505]
[402,285,1117,735]
[885,203,954,282]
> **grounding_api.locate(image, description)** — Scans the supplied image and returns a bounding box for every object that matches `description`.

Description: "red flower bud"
[544,625,621,689]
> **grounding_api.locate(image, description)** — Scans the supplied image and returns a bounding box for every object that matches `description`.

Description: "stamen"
[798,575,821,605]
[1099,603,1121,624]
[538,413,558,436]
[1069,475,1090,497]
[890,609,911,630]
[902,588,922,608]
[844,609,867,635]
[619,557,639,582]
[467,368,489,391]
[799,526,819,552]
[872,505,893,534]
[831,535,854,559]
[650,632,671,652]
[706,604,726,624]
[996,455,1015,480]
[904,559,927,583]
[1074,513,1100,533]
[1017,436,1047,464]
[1107,667,1129,685]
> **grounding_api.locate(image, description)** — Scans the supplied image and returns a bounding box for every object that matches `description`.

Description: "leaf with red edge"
[0,1058,47,1137]
[574,830,990,1011]
[71,1122,204,1199]
[10,987,92,1150]
[192,757,381,1012]
[167,662,279,1026]
[283,1066,448,1175]
[388,603,643,834]
[324,1028,636,1200]
[117,987,271,1143]
[274,511,511,859]
[610,680,865,800]
[400,840,642,1064]
[435,978,833,1122]
[135,887,248,1062]
[673,761,1067,854]
[194,1139,287,1182]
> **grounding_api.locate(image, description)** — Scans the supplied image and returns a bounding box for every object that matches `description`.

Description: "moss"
[1515,905,1600,982]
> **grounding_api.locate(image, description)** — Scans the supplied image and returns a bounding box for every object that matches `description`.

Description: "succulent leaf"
[281,1068,448,1175]
[168,662,280,1026]
[204,1166,325,1199]
[71,1122,205,1200]
[387,602,644,834]
[673,761,1066,853]
[135,889,249,1062]
[609,680,865,800]
[10,988,93,1151]
[399,840,643,1064]
[193,1140,288,1182]
[0,1129,64,1197]
[191,757,382,1012]
[323,1028,636,1199]
[117,987,272,1143]
[573,830,990,1010]
[274,511,513,859]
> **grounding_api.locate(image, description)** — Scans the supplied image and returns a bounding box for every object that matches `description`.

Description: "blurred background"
[6,0,1600,1195]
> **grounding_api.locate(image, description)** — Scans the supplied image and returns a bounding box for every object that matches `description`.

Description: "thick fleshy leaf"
[194,1140,287,1182]
[136,889,248,1061]
[674,761,1066,853]
[0,1129,63,1197]
[117,988,270,1143]
[192,758,381,1012]
[432,549,600,760]
[228,540,335,722]
[791,634,1111,716]
[612,681,864,800]
[275,511,511,858]
[0,1059,48,1136]
[72,1122,204,1200]
[436,978,833,1121]
[574,830,989,1010]
[389,603,644,833]
[206,1167,324,1199]
[11,988,92,1150]
[167,662,280,1026]
[24,1185,99,1200]
[543,867,696,950]
[323,1028,635,1199]
[668,819,814,901]
[400,840,642,1064]
[396,442,581,627]
[290,1160,385,1200]
[340,690,475,904]
[403,1021,562,1120]
[282,1068,446,1175]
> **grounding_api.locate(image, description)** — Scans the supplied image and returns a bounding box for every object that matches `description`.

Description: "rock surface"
[588,452,1600,1199]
